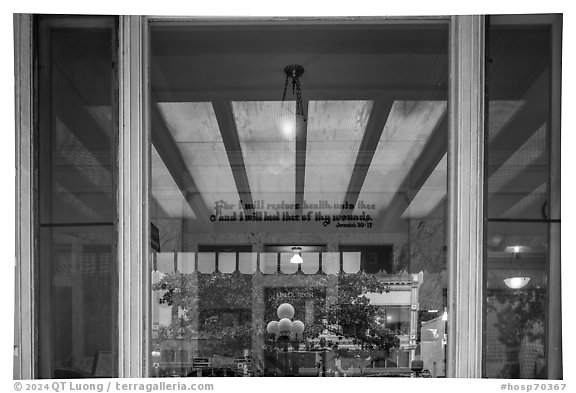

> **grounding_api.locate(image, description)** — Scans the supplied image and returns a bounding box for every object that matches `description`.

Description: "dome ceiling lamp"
[290,246,303,264]
[503,245,531,289]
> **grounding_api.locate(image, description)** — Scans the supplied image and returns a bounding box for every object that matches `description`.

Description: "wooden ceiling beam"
[52,67,112,165]
[378,113,448,229]
[211,100,255,214]
[486,69,549,179]
[340,99,394,215]
[151,104,213,227]
[49,158,113,223]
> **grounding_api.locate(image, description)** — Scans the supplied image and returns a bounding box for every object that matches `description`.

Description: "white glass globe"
[277,303,295,319]
[266,320,279,334]
[278,318,293,333]
[292,320,305,334]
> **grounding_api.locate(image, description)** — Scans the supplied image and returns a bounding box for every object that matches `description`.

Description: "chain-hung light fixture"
[503,245,531,289]
[282,64,306,138]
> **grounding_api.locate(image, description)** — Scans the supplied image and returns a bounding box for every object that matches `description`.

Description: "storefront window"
[36,16,119,378]
[483,15,561,379]
[148,21,449,377]
[16,13,565,381]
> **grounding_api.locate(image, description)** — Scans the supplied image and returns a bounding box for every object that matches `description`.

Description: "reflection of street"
[263,347,420,377]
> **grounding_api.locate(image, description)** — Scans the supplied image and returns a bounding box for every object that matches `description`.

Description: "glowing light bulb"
[290,246,303,264]
[290,254,303,264]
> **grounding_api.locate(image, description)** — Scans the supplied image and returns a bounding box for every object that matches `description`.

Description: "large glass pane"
[486,23,552,221]
[149,22,449,378]
[484,222,549,379]
[483,15,561,379]
[37,16,118,378]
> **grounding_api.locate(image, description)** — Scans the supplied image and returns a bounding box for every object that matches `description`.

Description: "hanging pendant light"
[503,276,531,289]
[281,64,306,139]
[503,246,530,289]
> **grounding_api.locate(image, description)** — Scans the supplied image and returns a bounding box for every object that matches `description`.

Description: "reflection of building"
[366,272,422,364]
[420,316,446,377]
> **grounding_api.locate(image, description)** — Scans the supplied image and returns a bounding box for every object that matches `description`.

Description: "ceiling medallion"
[282,64,306,118]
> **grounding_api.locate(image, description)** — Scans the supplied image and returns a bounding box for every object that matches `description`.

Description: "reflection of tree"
[269,272,400,352]
[201,314,252,356]
[153,271,253,356]
[325,303,399,351]
[153,271,400,357]
[334,273,399,352]
[488,288,545,378]
[198,272,253,356]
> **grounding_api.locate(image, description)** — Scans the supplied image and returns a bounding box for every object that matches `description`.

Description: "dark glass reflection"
[37,16,118,378]
[483,16,561,379]
[484,222,549,378]
[486,25,551,221]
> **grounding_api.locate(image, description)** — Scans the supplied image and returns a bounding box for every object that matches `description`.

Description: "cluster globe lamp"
[266,303,306,375]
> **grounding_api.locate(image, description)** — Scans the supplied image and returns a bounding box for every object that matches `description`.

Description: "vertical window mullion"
[447,14,485,378]
[547,14,562,380]
[118,15,149,378]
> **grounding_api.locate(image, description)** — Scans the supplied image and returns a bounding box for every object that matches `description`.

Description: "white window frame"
[118,15,150,378]
[14,13,35,380]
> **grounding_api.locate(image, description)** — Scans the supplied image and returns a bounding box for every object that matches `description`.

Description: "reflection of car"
[363,367,416,377]
[234,355,253,376]
[54,369,92,378]
[192,357,210,368]
[187,366,242,377]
